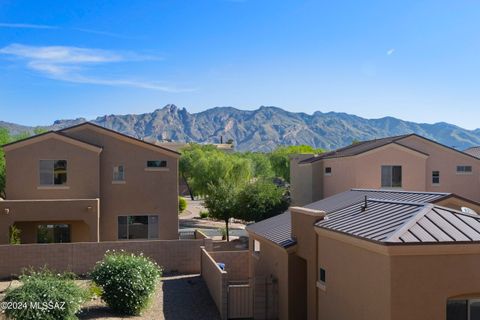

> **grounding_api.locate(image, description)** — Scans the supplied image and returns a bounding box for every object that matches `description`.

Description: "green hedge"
[90,251,162,315]
[3,269,89,320]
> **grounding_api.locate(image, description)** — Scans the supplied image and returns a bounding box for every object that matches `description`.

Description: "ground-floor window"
[117,215,159,240]
[447,299,480,320]
[37,224,71,243]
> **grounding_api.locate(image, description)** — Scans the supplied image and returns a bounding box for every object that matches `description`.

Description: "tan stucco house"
[0,122,180,244]
[291,134,480,206]
[246,189,480,320]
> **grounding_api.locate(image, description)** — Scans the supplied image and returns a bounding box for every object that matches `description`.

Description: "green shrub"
[3,268,89,320]
[218,226,228,240]
[199,211,209,219]
[90,251,162,315]
[178,196,187,213]
[9,224,21,244]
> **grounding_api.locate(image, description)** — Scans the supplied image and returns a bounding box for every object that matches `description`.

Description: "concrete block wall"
[208,250,249,281]
[0,239,209,278]
[201,248,228,319]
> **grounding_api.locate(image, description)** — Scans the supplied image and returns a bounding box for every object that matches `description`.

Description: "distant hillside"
[2,104,480,152]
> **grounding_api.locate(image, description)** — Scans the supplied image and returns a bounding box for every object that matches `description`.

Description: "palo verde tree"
[269,145,324,182]
[203,179,241,242]
[236,179,290,222]
[180,143,253,198]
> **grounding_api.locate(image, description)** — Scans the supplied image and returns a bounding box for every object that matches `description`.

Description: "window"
[325,167,332,175]
[37,224,70,243]
[117,215,159,240]
[113,165,125,181]
[319,268,326,283]
[432,171,440,184]
[457,166,473,174]
[147,160,167,168]
[381,165,402,188]
[254,240,261,254]
[39,160,67,185]
[447,299,480,320]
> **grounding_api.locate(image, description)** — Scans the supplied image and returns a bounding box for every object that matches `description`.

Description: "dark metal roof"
[464,147,480,159]
[299,134,414,163]
[245,212,296,248]
[2,131,103,150]
[316,199,480,244]
[246,189,451,248]
[60,122,180,155]
[305,189,450,212]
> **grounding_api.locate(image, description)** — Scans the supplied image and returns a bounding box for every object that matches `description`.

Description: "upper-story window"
[457,165,473,174]
[432,171,440,185]
[113,165,125,181]
[147,160,167,168]
[325,167,332,176]
[39,160,67,185]
[381,165,402,188]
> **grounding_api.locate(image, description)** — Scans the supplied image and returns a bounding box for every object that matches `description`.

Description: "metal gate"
[228,281,253,319]
[253,276,279,320]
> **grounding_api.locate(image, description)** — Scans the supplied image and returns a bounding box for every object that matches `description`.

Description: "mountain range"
[2,104,480,152]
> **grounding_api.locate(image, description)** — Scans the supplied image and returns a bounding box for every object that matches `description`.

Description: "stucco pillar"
[290,207,326,320]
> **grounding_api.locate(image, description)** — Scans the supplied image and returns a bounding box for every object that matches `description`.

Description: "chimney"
[361,196,368,212]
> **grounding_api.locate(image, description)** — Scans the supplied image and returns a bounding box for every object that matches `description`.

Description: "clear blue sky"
[1,0,480,129]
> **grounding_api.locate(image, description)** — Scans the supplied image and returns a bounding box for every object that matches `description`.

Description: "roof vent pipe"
[361,196,368,212]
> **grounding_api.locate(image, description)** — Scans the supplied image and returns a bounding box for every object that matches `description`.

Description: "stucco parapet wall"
[0,198,100,219]
[290,206,326,217]
[316,227,480,257]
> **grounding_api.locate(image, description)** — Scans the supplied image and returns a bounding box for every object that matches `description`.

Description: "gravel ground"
[1,274,221,320]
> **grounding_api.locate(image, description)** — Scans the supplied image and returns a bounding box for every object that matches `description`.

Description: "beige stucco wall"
[322,144,427,198]
[291,207,325,320]
[5,137,100,200]
[249,235,290,320]
[208,250,250,281]
[400,136,480,202]
[0,199,99,244]
[316,228,480,320]
[290,154,315,206]
[64,126,179,241]
[316,230,391,320]
[389,246,480,320]
[201,248,228,319]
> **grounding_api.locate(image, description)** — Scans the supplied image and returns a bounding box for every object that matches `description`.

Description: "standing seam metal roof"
[245,189,451,248]
[316,200,480,244]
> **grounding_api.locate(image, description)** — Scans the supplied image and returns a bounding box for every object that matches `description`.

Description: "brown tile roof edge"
[59,121,180,155]
[299,133,480,164]
[1,130,104,150]
[464,146,480,159]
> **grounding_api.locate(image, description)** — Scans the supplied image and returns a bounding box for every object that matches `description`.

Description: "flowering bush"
[2,268,89,320]
[90,251,162,315]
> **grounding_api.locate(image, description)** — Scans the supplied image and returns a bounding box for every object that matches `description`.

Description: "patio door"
[447,299,480,320]
[37,224,71,243]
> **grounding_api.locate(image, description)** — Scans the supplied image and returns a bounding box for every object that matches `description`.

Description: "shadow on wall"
[162,273,221,320]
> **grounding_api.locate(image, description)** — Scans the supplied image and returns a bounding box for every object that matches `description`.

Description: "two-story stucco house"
[290,134,480,206]
[0,122,180,244]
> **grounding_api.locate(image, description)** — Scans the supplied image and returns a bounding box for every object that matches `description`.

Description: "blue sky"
[1,1,480,129]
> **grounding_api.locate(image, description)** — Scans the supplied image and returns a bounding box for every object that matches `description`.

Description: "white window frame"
[381,165,402,188]
[456,165,473,175]
[324,167,332,176]
[113,165,125,183]
[38,159,68,187]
